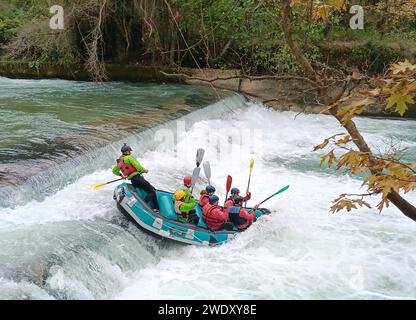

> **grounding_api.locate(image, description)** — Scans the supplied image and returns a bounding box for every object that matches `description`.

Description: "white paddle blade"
[203,161,211,181]
[196,148,205,167]
[191,167,201,189]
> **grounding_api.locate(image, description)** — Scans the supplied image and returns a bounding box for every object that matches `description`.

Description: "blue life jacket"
[228,206,246,226]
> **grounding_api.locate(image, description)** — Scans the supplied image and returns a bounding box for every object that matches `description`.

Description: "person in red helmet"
[172,175,194,203]
[224,187,251,209]
[202,195,231,231]
[199,185,216,208]
[182,175,193,202]
[112,143,159,210]
[227,196,259,230]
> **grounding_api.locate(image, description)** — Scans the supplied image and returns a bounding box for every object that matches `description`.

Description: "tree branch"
[160,71,320,87]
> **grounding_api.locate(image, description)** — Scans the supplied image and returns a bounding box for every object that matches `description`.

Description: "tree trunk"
[279,0,416,222]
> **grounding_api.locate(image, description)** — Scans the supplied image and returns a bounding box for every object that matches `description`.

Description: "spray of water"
[1,92,416,299]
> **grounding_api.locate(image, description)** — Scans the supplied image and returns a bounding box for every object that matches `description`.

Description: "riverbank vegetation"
[1,0,415,78]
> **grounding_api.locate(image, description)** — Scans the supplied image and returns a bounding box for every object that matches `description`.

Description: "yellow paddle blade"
[249,159,254,175]
[89,182,107,190]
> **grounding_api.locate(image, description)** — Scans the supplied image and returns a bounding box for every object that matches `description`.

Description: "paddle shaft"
[244,175,252,208]
[258,185,289,205]
[93,177,124,190]
[245,159,254,208]
[259,193,275,206]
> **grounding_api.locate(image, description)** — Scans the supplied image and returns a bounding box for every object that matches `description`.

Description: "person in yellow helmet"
[173,190,199,225]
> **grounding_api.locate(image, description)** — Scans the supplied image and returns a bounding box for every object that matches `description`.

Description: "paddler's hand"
[144,169,149,174]
[121,174,128,180]
[253,204,260,210]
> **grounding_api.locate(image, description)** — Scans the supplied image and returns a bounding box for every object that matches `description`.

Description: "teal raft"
[113,182,271,246]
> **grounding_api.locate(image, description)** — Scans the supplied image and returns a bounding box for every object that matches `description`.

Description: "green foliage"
[0,0,413,77]
[28,60,40,70]
[0,15,20,44]
[349,40,401,74]
[175,0,324,73]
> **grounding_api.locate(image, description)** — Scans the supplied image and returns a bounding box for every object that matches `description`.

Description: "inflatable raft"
[113,182,271,246]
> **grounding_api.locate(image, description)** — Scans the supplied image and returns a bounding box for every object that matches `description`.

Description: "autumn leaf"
[367,88,381,96]
[312,5,332,21]
[330,197,371,214]
[353,199,371,209]
[320,153,328,167]
[369,77,388,88]
[376,198,390,212]
[336,98,375,124]
[336,134,352,145]
[326,0,348,11]
[313,138,329,151]
[369,160,386,171]
[330,199,357,213]
[386,92,414,116]
[390,60,416,75]
[328,149,336,167]
[319,149,338,167]
[406,81,416,93]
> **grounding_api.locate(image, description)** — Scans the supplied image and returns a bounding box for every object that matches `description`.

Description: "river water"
[0,77,415,299]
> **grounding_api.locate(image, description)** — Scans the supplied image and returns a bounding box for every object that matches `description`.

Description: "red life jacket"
[224,198,234,209]
[202,204,228,230]
[117,156,137,177]
[199,194,210,208]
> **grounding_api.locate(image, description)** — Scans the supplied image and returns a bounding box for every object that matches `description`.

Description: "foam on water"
[1,97,416,299]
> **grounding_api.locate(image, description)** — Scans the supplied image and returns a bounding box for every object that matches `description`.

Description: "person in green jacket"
[181,175,194,203]
[173,190,199,225]
[112,143,159,210]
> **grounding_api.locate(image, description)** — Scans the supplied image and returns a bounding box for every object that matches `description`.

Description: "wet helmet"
[174,190,185,201]
[121,143,132,154]
[208,195,219,204]
[183,176,192,187]
[230,188,240,195]
[206,185,216,193]
[233,196,244,205]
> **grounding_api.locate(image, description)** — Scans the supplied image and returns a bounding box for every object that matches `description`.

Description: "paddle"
[244,159,254,208]
[191,148,205,193]
[224,175,232,205]
[89,177,124,190]
[203,161,211,185]
[196,148,205,167]
[190,167,201,192]
[258,185,290,206]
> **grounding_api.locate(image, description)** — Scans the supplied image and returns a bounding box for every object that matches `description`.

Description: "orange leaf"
[312,5,332,21]
[336,135,352,145]
[313,138,329,151]
[390,60,416,75]
[328,149,336,167]
[326,0,348,11]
